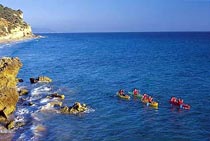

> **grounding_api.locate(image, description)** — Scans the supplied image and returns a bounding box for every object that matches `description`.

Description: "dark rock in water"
[17,78,24,83]
[49,93,65,99]
[6,120,15,130]
[23,101,34,106]
[18,88,29,96]
[30,78,38,84]
[60,102,87,114]
[15,121,25,128]
[30,76,52,84]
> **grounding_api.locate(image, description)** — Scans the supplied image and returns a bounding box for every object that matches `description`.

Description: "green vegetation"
[0,4,29,37]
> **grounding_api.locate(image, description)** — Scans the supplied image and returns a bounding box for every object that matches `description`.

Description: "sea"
[0,32,210,141]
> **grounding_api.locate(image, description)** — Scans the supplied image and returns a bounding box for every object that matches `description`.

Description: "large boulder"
[30,76,52,84]
[60,102,87,114]
[0,57,22,122]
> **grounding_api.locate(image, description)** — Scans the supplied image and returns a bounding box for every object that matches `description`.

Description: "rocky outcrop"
[48,93,65,100]
[0,57,22,122]
[30,76,52,84]
[60,102,88,114]
[18,88,29,96]
[0,4,34,43]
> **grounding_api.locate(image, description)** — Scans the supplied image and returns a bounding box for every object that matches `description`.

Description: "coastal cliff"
[0,4,33,43]
[0,57,22,122]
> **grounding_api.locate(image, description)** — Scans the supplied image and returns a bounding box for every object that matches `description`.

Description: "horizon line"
[33,31,210,34]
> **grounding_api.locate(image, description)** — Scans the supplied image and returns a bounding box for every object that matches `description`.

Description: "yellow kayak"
[141,99,158,107]
[117,93,130,100]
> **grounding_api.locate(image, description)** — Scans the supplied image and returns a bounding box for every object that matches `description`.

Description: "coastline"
[0,34,42,45]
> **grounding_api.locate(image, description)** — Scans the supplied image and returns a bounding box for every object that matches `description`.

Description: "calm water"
[0,32,210,141]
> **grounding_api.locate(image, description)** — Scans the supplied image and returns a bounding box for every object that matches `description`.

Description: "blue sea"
[0,32,210,141]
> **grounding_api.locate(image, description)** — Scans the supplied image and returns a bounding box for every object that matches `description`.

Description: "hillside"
[0,4,33,43]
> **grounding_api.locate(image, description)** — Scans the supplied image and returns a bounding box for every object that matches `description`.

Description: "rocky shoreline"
[0,57,90,140]
[0,34,41,45]
[0,4,38,45]
[0,57,22,122]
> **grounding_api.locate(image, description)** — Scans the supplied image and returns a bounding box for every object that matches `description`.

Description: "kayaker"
[148,96,153,103]
[142,94,148,101]
[133,88,139,95]
[178,98,184,105]
[118,89,125,96]
[170,97,177,103]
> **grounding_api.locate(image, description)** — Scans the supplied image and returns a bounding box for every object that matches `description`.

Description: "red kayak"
[169,97,190,110]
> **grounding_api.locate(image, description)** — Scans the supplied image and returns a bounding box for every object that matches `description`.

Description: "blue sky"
[1,0,210,32]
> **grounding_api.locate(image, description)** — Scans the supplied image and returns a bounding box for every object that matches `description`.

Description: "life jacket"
[133,89,138,95]
[178,99,183,105]
[148,96,153,103]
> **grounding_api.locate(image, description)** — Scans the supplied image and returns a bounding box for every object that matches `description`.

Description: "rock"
[60,102,87,114]
[18,88,28,96]
[16,78,23,83]
[6,120,15,130]
[0,57,22,120]
[23,101,34,106]
[49,93,65,100]
[38,76,52,83]
[15,121,25,128]
[0,4,34,43]
[30,76,52,84]
[29,78,38,84]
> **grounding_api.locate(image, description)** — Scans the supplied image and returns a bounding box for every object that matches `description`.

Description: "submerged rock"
[60,102,87,114]
[48,93,65,100]
[30,76,52,84]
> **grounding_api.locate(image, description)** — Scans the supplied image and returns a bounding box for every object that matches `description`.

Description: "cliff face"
[0,4,33,41]
[0,57,22,122]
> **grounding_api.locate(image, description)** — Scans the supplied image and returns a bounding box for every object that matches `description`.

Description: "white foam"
[15,115,25,122]
[16,108,29,115]
[40,103,53,110]
[40,98,50,103]
[84,108,95,113]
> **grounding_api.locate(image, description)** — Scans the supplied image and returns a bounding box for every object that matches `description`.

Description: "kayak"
[129,92,158,107]
[128,92,142,99]
[169,100,190,110]
[117,93,130,100]
[141,99,159,107]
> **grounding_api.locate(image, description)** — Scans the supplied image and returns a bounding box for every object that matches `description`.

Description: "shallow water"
[0,32,210,140]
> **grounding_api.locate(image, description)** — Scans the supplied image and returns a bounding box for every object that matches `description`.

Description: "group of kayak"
[117,88,191,110]
[117,89,158,108]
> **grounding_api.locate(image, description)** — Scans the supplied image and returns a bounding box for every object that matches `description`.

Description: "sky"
[1,0,210,32]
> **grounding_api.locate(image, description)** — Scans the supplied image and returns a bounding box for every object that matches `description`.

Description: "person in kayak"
[142,94,148,101]
[148,96,153,103]
[170,97,177,103]
[133,88,139,95]
[178,98,184,105]
[118,89,125,96]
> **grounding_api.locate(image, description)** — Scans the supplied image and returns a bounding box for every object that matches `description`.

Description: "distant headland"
[0,4,38,44]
